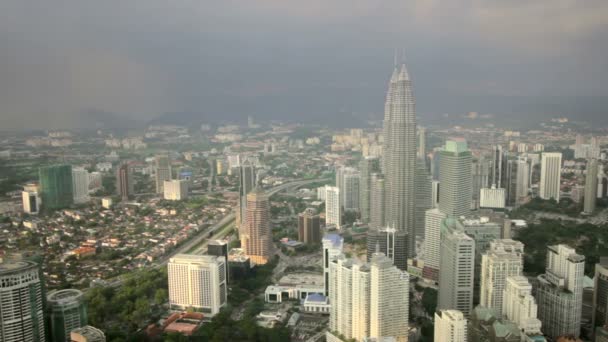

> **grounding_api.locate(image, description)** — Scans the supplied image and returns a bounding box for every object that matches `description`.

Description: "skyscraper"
[115,162,133,202]
[502,276,543,336]
[369,174,385,229]
[342,169,361,212]
[422,208,446,282]
[168,254,227,315]
[366,226,408,271]
[438,140,473,218]
[592,258,608,335]
[322,234,343,297]
[417,126,426,160]
[72,167,90,204]
[39,164,74,210]
[163,179,188,201]
[324,185,342,228]
[414,162,433,239]
[491,145,506,188]
[536,244,584,339]
[47,289,88,342]
[382,63,417,258]
[359,157,380,223]
[0,260,46,341]
[434,310,468,342]
[242,188,273,265]
[479,239,524,313]
[584,158,599,214]
[155,153,172,194]
[539,152,562,201]
[22,183,41,214]
[298,208,321,244]
[237,160,256,228]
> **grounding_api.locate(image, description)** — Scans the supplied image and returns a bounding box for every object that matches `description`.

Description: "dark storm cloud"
[1,0,607,129]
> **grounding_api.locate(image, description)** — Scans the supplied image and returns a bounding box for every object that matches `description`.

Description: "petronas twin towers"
[382,64,417,258]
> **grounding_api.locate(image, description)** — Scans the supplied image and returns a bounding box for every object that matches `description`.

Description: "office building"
[336,167,360,211]
[115,162,133,202]
[480,186,506,209]
[70,326,106,342]
[432,180,440,208]
[39,164,74,210]
[418,126,426,160]
[0,260,46,341]
[585,159,599,214]
[168,254,227,315]
[472,157,492,209]
[438,223,475,316]
[324,185,342,228]
[414,162,433,239]
[298,208,321,244]
[369,174,385,229]
[22,183,41,214]
[422,208,446,282]
[163,179,188,201]
[480,240,524,313]
[382,64,417,258]
[439,140,473,218]
[366,226,408,271]
[539,152,562,201]
[593,258,608,334]
[491,145,506,188]
[502,276,543,336]
[322,234,343,297]
[359,157,380,223]
[434,310,468,342]
[241,188,273,265]
[237,160,256,228]
[536,244,585,339]
[514,157,531,206]
[72,167,90,204]
[47,289,88,342]
[155,153,172,194]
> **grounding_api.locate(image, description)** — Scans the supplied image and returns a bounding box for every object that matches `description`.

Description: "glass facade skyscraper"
[39,164,73,210]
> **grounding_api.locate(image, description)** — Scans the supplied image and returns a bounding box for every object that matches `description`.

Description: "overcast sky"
[1,1,607,129]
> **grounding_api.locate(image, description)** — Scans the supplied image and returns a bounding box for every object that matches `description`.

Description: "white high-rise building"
[342,169,361,211]
[163,179,188,201]
[22,183,41,214]
[323,233,344,296]
[422,208,446,282]
[479,239,524,313]
[370,174,385,229]
[584,158,599,214]
[168,254,227,316]
[502,276,542,335]
[324,186,342,228]
[479,186,506,209]
[438,140,473,218]
[539,152,562,201]
[434,310,468,342]
[72,167,90,204]
[536,244,585,339]
[438,225,475,316]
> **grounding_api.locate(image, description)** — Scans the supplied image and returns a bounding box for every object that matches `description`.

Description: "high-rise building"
[155,154,172,194]
[72,167,90,204]
[39,164,74,210]
[414,162,433,239]
[480,186,506,209]
[585,158,599,214]
[382,64,417,258]
[0,260,46,341]
[418,126,426,160]
[502,276,543,336]
[438,140,473,218]
[70,326,106,342]
[47,289,88,342]
[163,179,188,201]
[472,157,492,209]
[168,254,227,315]
[336,167,360,212]
[115,162,133,202]
[491,145,506,188]
[369,174,385,229]
[359,157,380,223]
[438,223,475,316]
[322,234,343,297]
[22,183,41,214]
[241,188,273,265]
[366,226,408,271]
[432,180,440,208]
[479,239,524,313]
[207,240,229,284]
[514,157,531,205]
[592,258,608,335]
[422,208,446,282]
[324,185,342,228]
[298,208,321,244]
[536,244,584,339]
[539,152,562,201]
[434,310,468,342]
[237,160,256,228]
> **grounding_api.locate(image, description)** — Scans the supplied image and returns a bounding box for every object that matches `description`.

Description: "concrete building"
[337,167,360,211]
[22,183,41,214]
[434,310,468,342]
[168,254,227,316]
[72,167,90,204]
[298,208,321,244]
[324,185,342,228]
[491,145,506,188]
[70,326,106,342]
[323,234,343,297]
[502,276,542,336]
[536,244,585,339]
[359,157,380,223]
[241,188,273,265]
[539,152,562,201]
[480,186,506,209]
[155,153,172,194]
[369,174,385,229]
[366,226,408,271]
[0,260,46,341]
[39,164,74,210]
[480,240,524,313]
[163,179,188,201]
[592,258,608,335]
[382,64,417,258]
[422,208,446,282]
[585,158,599,214]
[439,140,473,218]
[115,162,133,202]
[47,289,88,342]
